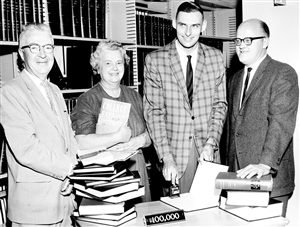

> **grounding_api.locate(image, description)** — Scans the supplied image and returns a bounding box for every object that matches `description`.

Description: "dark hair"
[176,1,204,19]
[260,20,270,38]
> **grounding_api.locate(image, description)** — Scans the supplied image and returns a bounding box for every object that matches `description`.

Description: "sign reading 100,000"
[143,210,185,226]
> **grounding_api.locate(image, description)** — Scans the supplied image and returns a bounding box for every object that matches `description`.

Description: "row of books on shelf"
[57,48,134,90]
[136,10,176,47]
[0,197,7,225]
[0,0,106,41]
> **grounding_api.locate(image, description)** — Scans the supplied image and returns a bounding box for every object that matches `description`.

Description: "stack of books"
[215,172,283,221]
[71,151,144,226]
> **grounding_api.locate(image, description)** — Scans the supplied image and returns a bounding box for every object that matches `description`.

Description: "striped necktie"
[186,55,193,108]
[41,80,58,115]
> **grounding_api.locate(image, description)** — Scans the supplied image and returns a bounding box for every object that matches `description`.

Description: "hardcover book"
[78,197,125,216]
[70,168,127,181]
[76,211,137,226]
[226,190,270,207]
[219,196,283,222]
[215,172,273,191]
[96,98,131,135]
[74,182,139,199]
[77,146,138,166]
[82,206,135,221]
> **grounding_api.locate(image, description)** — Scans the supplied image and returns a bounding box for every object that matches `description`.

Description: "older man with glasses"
[0,23,78,226]
[226,18,299,217]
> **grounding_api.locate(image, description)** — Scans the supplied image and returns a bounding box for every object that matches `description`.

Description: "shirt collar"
[24,69,47,87]
[245,54,267,73]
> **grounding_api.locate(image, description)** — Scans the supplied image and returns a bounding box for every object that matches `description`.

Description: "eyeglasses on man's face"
[21,43,55,54]
[233,36,265,46]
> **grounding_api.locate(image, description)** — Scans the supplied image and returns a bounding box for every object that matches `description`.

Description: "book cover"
[78,146,138,166]
[74,182,139,199]
[88,170,138,188]
[83,206,135,221]
[70,168,127,181]
[75,185,144,204]
[226,190,270,207]
[96,98,131,135]
[215,172,273,191]
[78,197,125,216]
[219,196,283,222]
[76,211,137,226]
[102,186,145,204]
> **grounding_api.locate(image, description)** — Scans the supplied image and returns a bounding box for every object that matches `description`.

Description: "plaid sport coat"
[143,39,227,177]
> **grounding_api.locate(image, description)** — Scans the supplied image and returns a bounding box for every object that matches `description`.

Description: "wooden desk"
[76,201,289,226]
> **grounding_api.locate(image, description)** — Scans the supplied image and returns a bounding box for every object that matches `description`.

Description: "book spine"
[215,178,272,191]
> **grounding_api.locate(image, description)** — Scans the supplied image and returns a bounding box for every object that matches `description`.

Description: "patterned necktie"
[241,67,252,104]
[186,55,193,108]
[41,80,58,115]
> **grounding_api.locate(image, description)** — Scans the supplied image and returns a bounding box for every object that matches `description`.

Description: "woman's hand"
[116,122,132,143]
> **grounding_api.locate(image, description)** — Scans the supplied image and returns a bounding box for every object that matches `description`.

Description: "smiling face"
[99,49,125,88]
[236,20,269,67]
[173,11,206,53]
[19,29,54,80]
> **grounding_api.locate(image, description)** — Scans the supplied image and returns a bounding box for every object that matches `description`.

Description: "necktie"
[41,80,58,115]
[186,55,193,108]
[241,67,252,104]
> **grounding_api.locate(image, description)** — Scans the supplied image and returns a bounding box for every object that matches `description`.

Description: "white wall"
[243,0,300,226]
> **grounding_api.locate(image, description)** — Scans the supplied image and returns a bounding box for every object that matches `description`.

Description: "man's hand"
[163,155,179,186]
[198,144,214,163]
[113,135,144,151]
[237,164,271,179]
[61,177,73,196]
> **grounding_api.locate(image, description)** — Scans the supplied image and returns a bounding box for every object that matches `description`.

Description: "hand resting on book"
[237,163,271,179]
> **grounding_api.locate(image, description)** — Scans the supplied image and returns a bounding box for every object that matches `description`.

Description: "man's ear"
[172,18,176,29]
[263,37,270,49]
[18,49,25,61]
[201,19,207,33]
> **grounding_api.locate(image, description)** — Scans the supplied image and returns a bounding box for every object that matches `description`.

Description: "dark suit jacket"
[226,55,299,197]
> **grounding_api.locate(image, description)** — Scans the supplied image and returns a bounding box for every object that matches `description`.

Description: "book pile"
[72,151,144,226]
[215,172,283,221]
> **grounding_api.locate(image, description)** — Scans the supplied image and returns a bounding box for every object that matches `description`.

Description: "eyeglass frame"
[232,36,266,46]
[20,43,55,54]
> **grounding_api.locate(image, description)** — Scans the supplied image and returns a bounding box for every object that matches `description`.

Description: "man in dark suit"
[143,1,227,194]
[0,23,78,226]
[226,18,299,217]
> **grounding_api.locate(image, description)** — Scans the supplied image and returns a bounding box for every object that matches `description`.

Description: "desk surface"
[76,201,289,226]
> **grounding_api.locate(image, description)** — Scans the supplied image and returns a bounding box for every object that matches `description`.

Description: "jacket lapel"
[232,69,244,117]
[193,44,205,95]
[20,72,65,138]
[169,41,190,110]
[240,55,271,110]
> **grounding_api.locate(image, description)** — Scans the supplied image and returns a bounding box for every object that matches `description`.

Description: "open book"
[96,98,131,134]
[160,161,229,212]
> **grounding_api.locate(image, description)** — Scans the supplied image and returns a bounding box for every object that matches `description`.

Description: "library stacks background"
[0,0,236,225]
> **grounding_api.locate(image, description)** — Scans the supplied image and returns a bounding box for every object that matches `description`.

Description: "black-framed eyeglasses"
[232,36,265,46]
[21,43,55,54]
